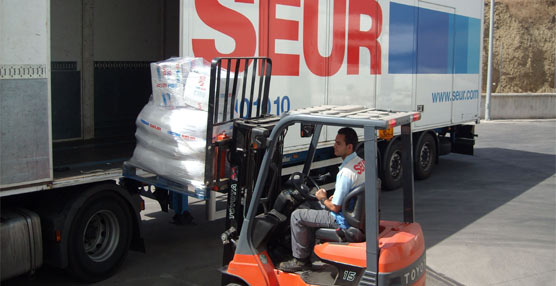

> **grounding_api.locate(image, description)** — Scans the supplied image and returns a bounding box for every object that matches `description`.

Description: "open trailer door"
[0,0,53,189]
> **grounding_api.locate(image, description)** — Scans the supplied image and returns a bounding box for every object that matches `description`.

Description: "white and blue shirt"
[330,152,365,229]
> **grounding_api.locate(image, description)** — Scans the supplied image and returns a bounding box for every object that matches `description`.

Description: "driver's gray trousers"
[291,209,339,259]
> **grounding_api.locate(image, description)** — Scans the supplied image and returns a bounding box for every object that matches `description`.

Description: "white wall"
[0,0,49,65]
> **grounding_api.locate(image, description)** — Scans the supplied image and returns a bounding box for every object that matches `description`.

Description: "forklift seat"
[315,185,366,243]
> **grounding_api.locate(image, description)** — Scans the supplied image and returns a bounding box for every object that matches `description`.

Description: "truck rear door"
[414,1,455,128]
[0,0,52,189]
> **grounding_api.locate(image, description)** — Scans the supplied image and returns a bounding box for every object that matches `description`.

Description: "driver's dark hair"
[338,127,358,150]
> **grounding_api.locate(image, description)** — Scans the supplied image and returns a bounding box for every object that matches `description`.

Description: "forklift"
[210,58,426,286]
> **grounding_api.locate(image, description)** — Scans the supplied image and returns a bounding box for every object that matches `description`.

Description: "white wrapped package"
[183,65,242,112]
[150,57,208,107]
[135,101,208,142]
[134,127,206,161]
[182,71,210,110]
[131,144,206,185]
[129,101,233,186]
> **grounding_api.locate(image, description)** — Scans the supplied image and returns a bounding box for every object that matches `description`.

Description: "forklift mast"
[205,57,274,191]
[222,116,283,257]
[207,58,285,266]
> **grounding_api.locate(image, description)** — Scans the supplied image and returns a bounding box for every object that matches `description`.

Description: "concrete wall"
[480,93,556,119]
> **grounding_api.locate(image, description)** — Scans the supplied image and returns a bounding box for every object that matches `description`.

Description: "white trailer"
[180,0,483,189]
[0,0,483,282]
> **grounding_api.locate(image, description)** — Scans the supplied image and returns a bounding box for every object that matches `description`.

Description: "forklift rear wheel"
[382,140,403,190]
[67,191,132,282]
[414,133,436,180]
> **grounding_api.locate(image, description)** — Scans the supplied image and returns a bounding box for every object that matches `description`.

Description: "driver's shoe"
[278,257,311,273]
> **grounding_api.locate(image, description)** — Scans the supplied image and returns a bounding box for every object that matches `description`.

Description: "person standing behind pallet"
[279,127,365,272]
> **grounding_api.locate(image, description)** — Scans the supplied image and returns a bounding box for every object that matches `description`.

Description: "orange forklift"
[208,58,425,286]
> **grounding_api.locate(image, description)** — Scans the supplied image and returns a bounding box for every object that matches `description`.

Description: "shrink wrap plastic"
[129,101,233,186]
[150,57,205,107]
[130,57,235,187]
[151,57,241,111]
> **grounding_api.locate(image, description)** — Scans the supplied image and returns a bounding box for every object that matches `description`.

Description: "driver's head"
[334,127,358,159]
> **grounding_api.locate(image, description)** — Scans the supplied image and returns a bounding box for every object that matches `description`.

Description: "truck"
[0,0,483,282]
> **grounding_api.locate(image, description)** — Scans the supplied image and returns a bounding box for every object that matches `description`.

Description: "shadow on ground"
[380,147,555,249]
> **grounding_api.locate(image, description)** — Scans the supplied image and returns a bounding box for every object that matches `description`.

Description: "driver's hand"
[315,189,327,201]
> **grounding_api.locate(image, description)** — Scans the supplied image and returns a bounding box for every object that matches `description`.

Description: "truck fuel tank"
[0,208,43,281]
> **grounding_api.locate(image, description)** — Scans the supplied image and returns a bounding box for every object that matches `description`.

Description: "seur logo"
[193,0,382,77]
[353,160,365,175]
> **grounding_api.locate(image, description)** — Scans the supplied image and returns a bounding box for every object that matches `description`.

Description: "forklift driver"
[278,127,365,273]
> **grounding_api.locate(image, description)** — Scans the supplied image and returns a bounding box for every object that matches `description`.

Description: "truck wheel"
[67,192,132,282]
[414,133,436,180]
[382,140,403,190]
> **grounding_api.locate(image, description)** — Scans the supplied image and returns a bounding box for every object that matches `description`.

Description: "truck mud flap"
[452,125,476,156]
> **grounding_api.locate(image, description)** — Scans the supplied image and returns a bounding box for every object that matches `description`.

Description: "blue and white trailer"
[182,0,483,189]
[0,0,483,283]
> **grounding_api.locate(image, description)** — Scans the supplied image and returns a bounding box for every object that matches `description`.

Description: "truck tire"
[67,191,132,282]
[382,140,403,190]
[414,133,436,180]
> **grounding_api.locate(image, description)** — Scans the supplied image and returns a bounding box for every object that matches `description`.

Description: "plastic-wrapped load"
[129,101,233,186]
[184,64,243,112]
[183,69,210,111]
[151,57,241,111]
[150,57,207,108]
[130,57,235,186]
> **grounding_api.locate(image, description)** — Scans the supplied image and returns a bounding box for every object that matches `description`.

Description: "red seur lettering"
[347,0,382,75]
[192,0,256,62]
[260,0,301,76]
[303,0,346,76]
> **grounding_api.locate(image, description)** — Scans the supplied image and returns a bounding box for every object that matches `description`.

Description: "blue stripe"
[466,17,481,73]
[416,7,452,73]
[389,2,481,74]
[388,2,417,74]
[447,12,455,73]
[454,15,469,73]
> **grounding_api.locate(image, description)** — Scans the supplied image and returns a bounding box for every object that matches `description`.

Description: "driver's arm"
[315,189,341,213]
[323,198,341,213]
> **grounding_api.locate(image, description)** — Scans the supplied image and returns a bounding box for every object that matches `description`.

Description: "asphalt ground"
[4,119,555,286]
[382,119,556,286]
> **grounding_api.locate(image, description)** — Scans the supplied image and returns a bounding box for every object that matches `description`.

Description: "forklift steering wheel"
[288,172,320,200]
